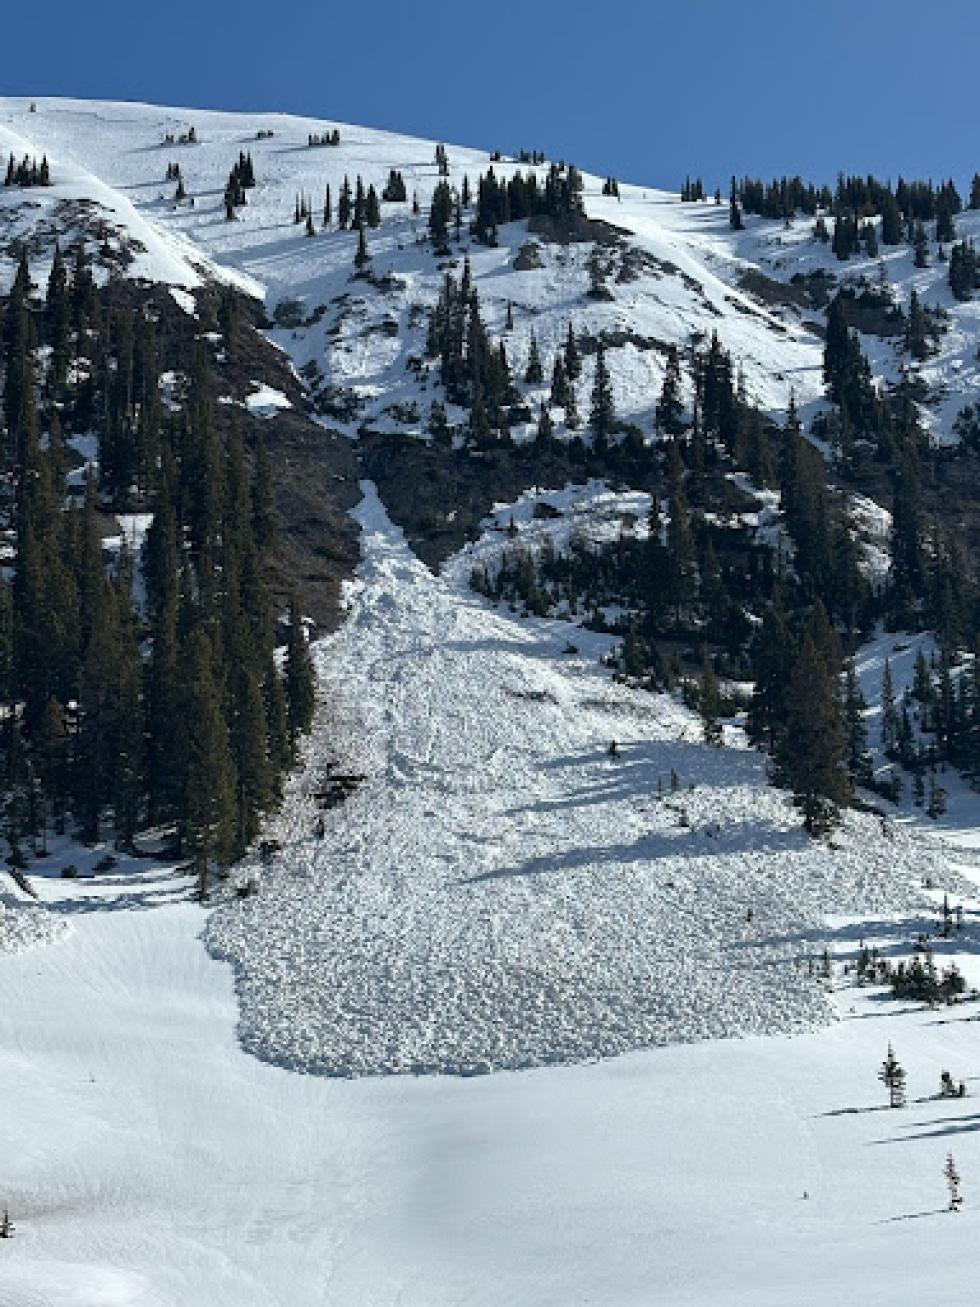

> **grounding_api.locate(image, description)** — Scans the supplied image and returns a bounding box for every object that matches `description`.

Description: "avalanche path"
[206,483,939,1076]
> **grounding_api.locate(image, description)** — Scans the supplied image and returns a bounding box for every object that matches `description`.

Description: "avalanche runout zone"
[206,485,943,1076]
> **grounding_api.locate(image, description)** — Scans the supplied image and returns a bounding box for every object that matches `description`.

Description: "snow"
[0,891,67,953]
[103,513,154,555]
[5,97,980,1303]
[204,486,946,1077]
[243,382,292,417]
[4,534,980,1299]
[169,285,196,315]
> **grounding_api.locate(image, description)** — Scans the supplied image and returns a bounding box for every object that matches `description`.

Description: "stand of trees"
[0,248,315,892]
[4,154,50,188]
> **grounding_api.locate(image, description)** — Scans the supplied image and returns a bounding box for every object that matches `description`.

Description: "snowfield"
[4,535,980,1300]
[5,97,980,1304]
[204,484,949,1076]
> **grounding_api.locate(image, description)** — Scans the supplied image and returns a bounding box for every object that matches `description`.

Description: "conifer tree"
[881,658,897,753]
[775,603,850,834]
[285,600,315,745]
[524,331,544,384]
[945,1152,962,1211]
[699,655,723,746]
[354,224,371,273]
[879,1043,907,1108]
[112,577,144,851]
[656,345,685,437]
[536,400,554,448]
[564,383,580,431]
[905,288,929,360]
[182,630,236,898]
[913,222,929,268]
[550,354,567,408]
[843,661,872,787]
[589,340,615,453]
[564,322,581,381]
[748,603,794,751]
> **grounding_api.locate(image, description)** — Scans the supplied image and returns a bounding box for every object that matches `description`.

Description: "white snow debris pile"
[0,892,67,953]
[206,484,941,1076]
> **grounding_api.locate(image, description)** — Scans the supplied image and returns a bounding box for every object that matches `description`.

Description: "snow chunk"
[245,384,292,418]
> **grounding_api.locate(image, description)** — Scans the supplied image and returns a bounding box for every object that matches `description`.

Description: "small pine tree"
[354,224,371,273]
[525,332,544,384]
[699,655,723,746]
[589,340,615,452]
[564,322,582,380]
[913,222,929,268]
[182,631,237,901]
[879,1043,907,1108]
[881,659,898,753]
[536,401,554,447]
[564,383,580,431]
[945,1152,962,1211]
[550,354,568,408]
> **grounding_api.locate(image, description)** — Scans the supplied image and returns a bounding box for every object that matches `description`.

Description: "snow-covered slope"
[4,488,980,1305]
[0,96,826,427]
[3,96,974,441]
[6,97,980,1304]
[4,96,976,446]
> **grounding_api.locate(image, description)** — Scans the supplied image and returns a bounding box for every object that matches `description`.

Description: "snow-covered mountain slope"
[4,493,980,1305]
[0,97,826,429]
[2,96,974,446]
[0,117,255,295]
[6,96,980,1304]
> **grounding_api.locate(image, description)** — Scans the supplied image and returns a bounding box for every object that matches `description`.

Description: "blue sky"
[10,1,980,190]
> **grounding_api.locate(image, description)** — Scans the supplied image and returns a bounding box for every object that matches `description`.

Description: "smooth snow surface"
[205,485,944,1076]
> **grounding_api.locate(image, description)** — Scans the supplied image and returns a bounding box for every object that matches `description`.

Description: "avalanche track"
[205,484,942,1076]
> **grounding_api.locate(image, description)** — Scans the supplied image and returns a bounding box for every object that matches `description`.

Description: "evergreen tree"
[535,400,554,448]
[664,441,695,619]
[563,383,580,431]
[879,1043,907,1108]
[775,604,850,834]
[656,345,685,437]
[905,288,929,361]
[843,661,872,787]
[354,224,371,273]
[699,655,723,746]
[589,340,615,452]
[913,221,929,268]
[429,181,453,250]
[881,658,898,753]
[748,603,795,751]
[550,354,568,408]
[524,331,544,384]
[285,600,315,745]
[564,322,582,381]
[182,630,236,898]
